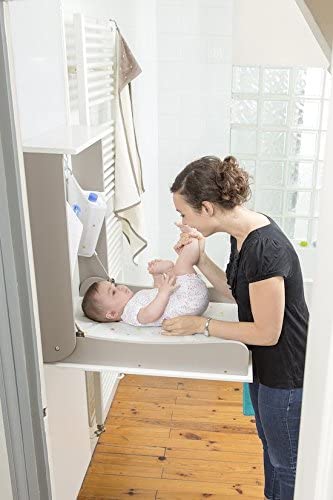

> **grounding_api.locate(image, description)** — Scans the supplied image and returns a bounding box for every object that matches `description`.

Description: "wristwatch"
[203,317,212,337]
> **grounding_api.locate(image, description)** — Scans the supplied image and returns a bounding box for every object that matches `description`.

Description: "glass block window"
[231,66,331,244]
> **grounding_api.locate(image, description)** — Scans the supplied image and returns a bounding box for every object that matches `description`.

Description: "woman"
[162,155,308,500]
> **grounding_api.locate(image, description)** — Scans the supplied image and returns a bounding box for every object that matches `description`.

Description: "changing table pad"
[75,299,239,344]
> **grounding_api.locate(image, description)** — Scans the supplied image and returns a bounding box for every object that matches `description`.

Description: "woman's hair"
[170,155,251,211]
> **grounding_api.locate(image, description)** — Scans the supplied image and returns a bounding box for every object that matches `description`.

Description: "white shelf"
[23,123,113,155]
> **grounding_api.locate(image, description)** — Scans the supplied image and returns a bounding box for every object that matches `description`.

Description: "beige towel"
[114,27,147,263]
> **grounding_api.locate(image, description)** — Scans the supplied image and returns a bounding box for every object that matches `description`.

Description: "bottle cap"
[72,204,81,216]
[88,192,98,202]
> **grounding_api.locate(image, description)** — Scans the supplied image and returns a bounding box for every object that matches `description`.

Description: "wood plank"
[161,457,263,485]
[80,474,263,497]
[176,380,243,392]
[168,429,261,453]
[90,461,163,480]
[108,400,174,419]
[156,493,259,500]
[109,400,245,420]
[165,447,262,464]
[173,389,243,403]
[175,396,242,408]
[98,426,170,448]
[114,386,179,403]
[172,404,253,418]
[104,416,257,435]
[120,374,180,389]
[96,444,166,458]
[110,400,176,412]
[78,488,157,499]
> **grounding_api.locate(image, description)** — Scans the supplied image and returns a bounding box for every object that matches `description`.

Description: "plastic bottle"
[78,191,107,257]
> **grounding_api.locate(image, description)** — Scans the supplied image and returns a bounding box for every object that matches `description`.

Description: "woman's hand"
[162,315,207,336]
[174,223,206,266]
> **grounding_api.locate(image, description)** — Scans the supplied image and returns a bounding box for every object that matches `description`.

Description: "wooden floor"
[78,375,263,499]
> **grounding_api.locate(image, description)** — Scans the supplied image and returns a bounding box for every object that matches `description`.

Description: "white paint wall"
[8,0,69,142]
[157,0,233,266]
[294,47,333,500]
[63,0,160,265]
[232,0,329,286]
[63,0,234,277]
[233,0,329,67]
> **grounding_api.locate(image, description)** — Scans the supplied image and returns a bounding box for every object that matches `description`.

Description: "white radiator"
[65,13,122,431]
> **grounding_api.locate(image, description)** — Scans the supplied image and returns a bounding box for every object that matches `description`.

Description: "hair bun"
[214,156,250,208]
[222,155,239,167]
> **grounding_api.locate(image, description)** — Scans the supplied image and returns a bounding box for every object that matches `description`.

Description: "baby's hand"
[173,232,192,255]
[158,274,179,296]
[147,259,162,275]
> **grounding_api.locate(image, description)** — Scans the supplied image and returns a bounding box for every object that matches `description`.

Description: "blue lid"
[88,192,98,202]
[72,204,81,216]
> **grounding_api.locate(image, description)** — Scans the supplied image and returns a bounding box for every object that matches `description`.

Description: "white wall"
[157,0,233,266]
[8,0,69,142]
[294,47,333,500]
[232,0,329,287]
[63,0,160,266]
[233,0,329,67]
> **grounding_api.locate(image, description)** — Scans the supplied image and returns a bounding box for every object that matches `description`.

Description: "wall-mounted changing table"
[23,126,252,384]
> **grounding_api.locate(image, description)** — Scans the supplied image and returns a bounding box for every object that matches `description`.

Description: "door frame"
[1,0,333,499]
[294,47,333,499]
[0,3,51,498]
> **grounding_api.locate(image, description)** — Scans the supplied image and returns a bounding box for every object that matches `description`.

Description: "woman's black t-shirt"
[225,216,309,389]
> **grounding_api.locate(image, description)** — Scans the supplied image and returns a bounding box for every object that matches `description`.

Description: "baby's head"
[82,280,133,322]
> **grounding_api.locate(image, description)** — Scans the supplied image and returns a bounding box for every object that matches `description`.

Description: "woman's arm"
[162,276,285,346]
[197,253,235,304]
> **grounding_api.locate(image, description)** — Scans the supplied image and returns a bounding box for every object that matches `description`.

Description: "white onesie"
[121,273,209,327]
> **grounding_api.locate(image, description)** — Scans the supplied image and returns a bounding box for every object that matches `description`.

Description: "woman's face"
[173,192,219,237]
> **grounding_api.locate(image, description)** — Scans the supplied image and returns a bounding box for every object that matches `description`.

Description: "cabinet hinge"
[94,424,105,437]
[75,322,85,338]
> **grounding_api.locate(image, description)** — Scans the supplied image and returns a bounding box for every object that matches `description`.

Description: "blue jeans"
[249,381,303,500]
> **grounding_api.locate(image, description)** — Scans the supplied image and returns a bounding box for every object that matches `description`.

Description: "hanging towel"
[113,25,147,263]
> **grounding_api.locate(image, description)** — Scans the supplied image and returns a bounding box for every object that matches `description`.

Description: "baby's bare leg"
[148,259,175,288]
[173,238,199,276]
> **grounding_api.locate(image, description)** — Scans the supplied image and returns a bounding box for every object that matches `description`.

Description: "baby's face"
[97,281,134,321]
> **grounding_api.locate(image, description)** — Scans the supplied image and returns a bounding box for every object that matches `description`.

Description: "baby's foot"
[148,259,174,275]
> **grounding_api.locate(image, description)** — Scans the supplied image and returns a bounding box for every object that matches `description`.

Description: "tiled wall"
[157,0,233,265]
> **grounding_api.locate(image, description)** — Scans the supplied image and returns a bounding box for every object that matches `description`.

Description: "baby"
[81,238,209,326]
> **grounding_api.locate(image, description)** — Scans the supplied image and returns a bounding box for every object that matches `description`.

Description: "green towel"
[243,383,255,416]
